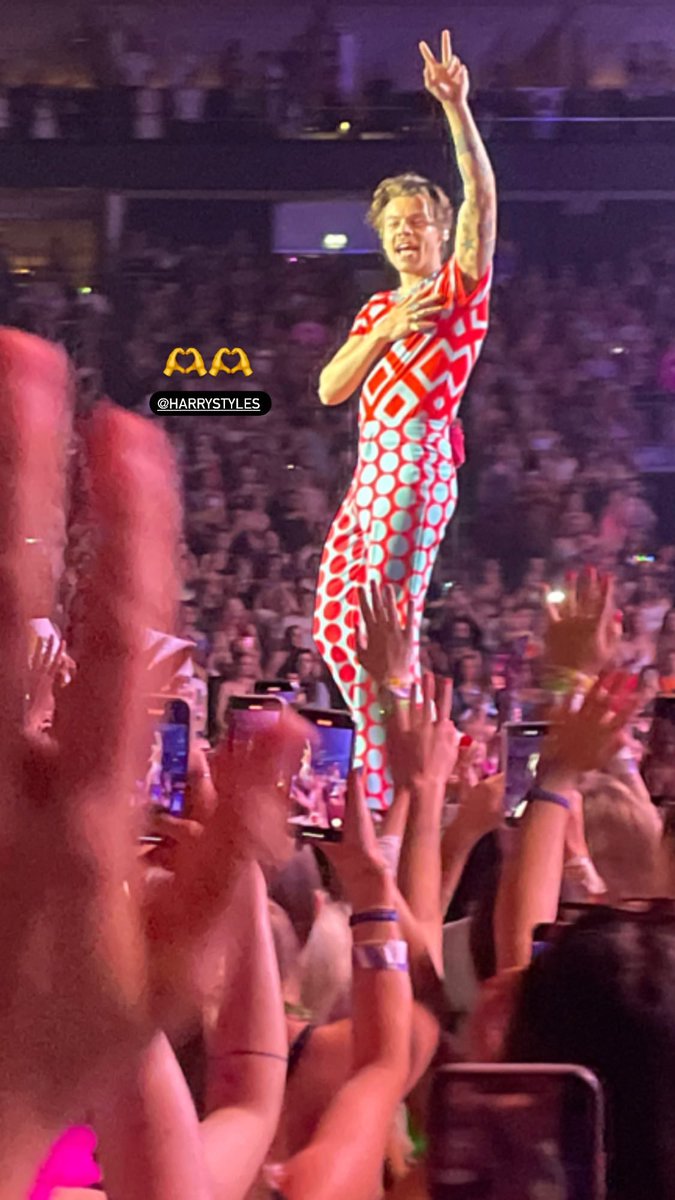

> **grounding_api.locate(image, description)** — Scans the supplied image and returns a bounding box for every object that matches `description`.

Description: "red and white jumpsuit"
[314,258,491,808]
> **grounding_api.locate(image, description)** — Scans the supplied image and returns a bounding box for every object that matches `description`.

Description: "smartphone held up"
[144,696,191,817]
[288,708,355,843]
[503,721,551,823]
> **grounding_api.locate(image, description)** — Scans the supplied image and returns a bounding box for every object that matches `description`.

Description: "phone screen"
[225,695,282,751]
[503,723,551,821]
[428,1065,605,1200]
[254,679,298,705]
[288,709,355,842]
[146,699,190,816]
[644,695,675,803]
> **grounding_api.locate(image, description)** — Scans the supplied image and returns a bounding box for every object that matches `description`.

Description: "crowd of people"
[2,3,675,143]
[7,219,675,778]
[8,321,675,1197]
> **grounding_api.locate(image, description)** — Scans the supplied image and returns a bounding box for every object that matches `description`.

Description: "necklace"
[393,266,442,301]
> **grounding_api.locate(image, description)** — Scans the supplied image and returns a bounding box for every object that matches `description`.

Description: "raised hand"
[0,329,180,1137]
[454,773,505,845]
[324,770,392,911]
[0,328,307,1168]
[539,673,638,779]
[545,566,623,677]
[387,673,459,794]
[419,29,470,109]
[357,581,415,688]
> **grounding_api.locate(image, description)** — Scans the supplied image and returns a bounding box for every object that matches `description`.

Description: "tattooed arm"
[420,30,497,290]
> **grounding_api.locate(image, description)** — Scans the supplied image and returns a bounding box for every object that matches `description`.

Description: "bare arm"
[278,877,412,1200]
[493,778,572,972]
[318,327,391,407]
[272,778,413,1200]
[94,1034,213,1200]
[202,861,288,1200]
[419,31,497,291]
[494,678,635,971]
[445,101,497,290]
[95,864,287,1200]
[441,774,505,912]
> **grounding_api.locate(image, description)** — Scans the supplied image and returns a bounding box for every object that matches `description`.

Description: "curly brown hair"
[366,173,454,250]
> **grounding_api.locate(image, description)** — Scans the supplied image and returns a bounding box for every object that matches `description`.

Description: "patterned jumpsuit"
[313,257,492,808]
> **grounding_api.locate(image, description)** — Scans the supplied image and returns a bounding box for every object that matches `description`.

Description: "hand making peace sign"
[419,29,470,109]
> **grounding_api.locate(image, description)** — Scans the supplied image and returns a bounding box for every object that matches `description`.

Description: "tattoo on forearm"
[447,108,497,278]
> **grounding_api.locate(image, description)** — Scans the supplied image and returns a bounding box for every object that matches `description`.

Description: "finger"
[414,321,440,333]
[577,565,595,612]
[411,303,445,317]
[355,627,367,668]
[600,572,616,624]
[419,40,438,68]
[382,583,400,631]
[586,565,601,610]
[409,680,420,730]
[30,637,42,674]
[357,585,375,634]
[564,572,578,618]
[177,714,309,940]
[150,813,204,847]
[422,672,434,725]
[40,636,53,673]
[370,579,386,625]
[58,406,181,794]
[437,675,452,723]
[404,598,416,643]
[0,331,70,737]
[414,296,445,309]
[441,28,453,64]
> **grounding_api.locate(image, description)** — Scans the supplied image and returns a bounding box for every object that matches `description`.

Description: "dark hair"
[660,607,675,637]
[505,909,675,1200]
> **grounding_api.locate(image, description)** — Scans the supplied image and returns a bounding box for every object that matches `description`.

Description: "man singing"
[314,30,497,807]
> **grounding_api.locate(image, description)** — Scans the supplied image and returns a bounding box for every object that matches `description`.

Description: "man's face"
[380,194,445,280]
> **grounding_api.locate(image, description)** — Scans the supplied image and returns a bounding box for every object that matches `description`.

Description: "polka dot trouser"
[313,450,458,809]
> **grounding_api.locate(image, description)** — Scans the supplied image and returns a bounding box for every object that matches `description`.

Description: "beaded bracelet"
[349,907,399,928]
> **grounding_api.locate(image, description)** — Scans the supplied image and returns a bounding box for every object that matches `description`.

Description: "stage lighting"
[546,589,566,605]
[322,233,348,250]
[338,119,351,133]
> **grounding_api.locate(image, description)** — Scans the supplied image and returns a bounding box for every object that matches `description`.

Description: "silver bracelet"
[352,940,409,971]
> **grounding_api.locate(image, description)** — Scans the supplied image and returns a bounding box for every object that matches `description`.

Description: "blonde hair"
[367,173,454,247]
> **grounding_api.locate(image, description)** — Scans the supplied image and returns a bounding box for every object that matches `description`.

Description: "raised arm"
[202,862,288,1200]
[494,677,636,971]
[419,30,497,291]
[269,776,413,1200]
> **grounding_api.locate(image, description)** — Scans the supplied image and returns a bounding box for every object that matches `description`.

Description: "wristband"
[381,678,411,698]
[547,668,595,697]
[527,784,571,812]
[378,686,410,721]
[349,907,399,928]
[352,940,409,971]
